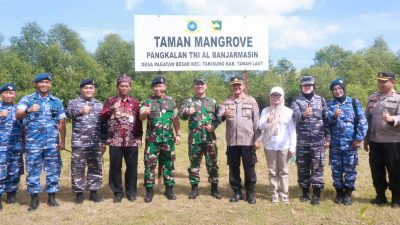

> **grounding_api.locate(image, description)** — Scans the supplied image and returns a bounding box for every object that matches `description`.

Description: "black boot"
[144,188,154,203]
[47,193,59,207]
[343,188,353,205]
[28,193,39,211]
[310,188,321,205]
[391,191,400,208]
[300,188,310,202]
[334,188,343,204]
[229,190,243,202]
[246,191,256,204]
[164,185,177,200]
[90,191,102,203]
[126,192,137,202]
[0,195,2,210]
[211,183,221,199]
[371,191,388,205]
[188,184,199,199]
[6,191,16,204]
[113,192,123,203]
[75,192,84,204]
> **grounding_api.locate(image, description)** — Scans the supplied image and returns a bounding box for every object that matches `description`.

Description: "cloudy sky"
[0,0,399,70]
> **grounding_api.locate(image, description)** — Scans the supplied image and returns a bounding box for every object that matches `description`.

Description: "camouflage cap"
[300,75,315,85]
[193,77,206,85]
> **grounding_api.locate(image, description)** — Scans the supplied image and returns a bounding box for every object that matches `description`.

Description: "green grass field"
[0,122,399,225]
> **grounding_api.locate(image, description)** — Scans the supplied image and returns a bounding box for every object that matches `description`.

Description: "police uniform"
[365,72,400,207]
[17,73,66,210]
[66,79,105,202]
[291,75,330,205]
[179,78,221,199]
[327,78,368,205]
[218,76,261,204]
[0,83,23,207]
[142,76,179,202]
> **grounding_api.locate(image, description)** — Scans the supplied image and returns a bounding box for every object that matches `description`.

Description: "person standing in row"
[179,77,221,199]
[364,72,400,208]
[16,73,66,211]
[140,76,181,203]
[66,79,106,204]
[0,83,24,209]
[291,75,330,205]
[259,87,296,204]
[218,76,261,204]
[101,74,142,203]
[327,78,367,205]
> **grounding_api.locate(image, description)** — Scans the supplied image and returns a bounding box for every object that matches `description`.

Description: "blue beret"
[0,83,16,93]
[34,73,52,83]
[151,76,166,87]
[80,79,95,88]
[330,78,345,91]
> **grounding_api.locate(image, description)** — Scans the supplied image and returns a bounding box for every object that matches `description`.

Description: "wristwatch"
[25,108,30,114]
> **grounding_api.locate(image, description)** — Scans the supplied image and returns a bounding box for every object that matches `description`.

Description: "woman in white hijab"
[259,87,296,204]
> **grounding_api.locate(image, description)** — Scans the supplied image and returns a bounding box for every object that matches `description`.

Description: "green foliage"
[1,22,400,110]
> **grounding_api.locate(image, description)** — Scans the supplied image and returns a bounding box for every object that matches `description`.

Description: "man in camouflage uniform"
[140,76,181,203]
[16,73,66,211]
[66,79,106,204]
[179,77,221,199]
[326,78,368,205]
[364,72,400,208]
[218,76,261,204]
[100,74,142,203]
[0,83,23,209]
[291,75,330,205]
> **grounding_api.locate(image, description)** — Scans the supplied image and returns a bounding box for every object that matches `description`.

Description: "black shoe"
[334,188,343,204]
[300,188,310,202]
[90,191,102,203]
[246,192,256,204]
[164,186,177,200]
[28,194,39,211]
[343,188,353,205]
[371,193,388,205]
[310,188,321,205]
[144,188,154,203]
[0,195,2,210]
[113,193,123,203]
[126,192,137,202]
[47,193,59,207]
[391,191,400,208]
[211,183,221,200]
[75,192,84,204]
[229,191,243,202]
[188,185,199,199]
[6,192,16,204]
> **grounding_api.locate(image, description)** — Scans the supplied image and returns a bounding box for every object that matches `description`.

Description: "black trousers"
[109,146,138,196]
[369,142,400,194]
[227,146,257,192]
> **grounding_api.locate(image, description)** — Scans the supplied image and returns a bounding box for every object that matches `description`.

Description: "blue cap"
[330,78,345,91]
[34,73,52,83]
[80,79,95,88]
[0,83,16,93]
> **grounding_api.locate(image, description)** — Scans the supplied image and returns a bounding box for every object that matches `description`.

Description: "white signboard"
[134,15,268,71]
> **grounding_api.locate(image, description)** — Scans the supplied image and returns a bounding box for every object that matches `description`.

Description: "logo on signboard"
[186,20,199,33]
[211,20,222,32]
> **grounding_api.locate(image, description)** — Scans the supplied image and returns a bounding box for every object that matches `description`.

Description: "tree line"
[1,22,400,109]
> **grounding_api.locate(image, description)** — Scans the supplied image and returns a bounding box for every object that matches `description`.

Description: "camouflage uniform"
[17,92,66,194]
[291,94,330,189]
[0,101,23,195]
[142,95,178,188]
[66,96,105,193]
[327,96,368,190]
[179,96,220,186]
